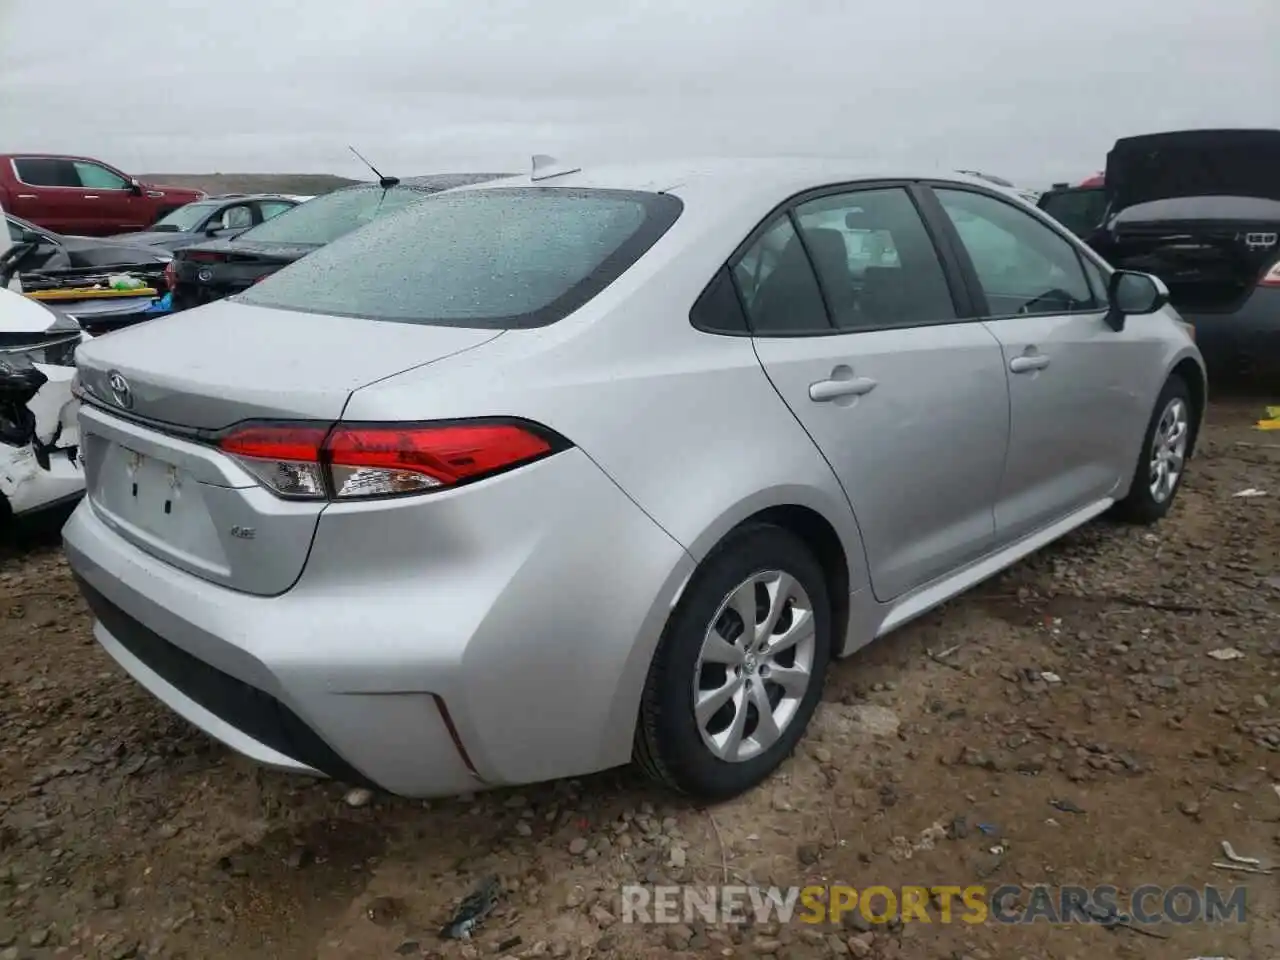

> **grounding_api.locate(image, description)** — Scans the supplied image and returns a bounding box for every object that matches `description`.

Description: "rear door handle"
[1009,354,1050,374]
[810,375,878,402]
[16,194,37,200]
[83,195,99,200]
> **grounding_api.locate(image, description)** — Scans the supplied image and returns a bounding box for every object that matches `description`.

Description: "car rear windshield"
[234,185,432,246]
[1038,187,1108,238]
[237,187,683,328]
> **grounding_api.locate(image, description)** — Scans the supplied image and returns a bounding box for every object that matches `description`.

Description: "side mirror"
[128,178,144,196]
[1105,270,1169,331]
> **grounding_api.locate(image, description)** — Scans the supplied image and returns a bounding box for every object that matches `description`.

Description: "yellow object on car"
[26,287,158,302]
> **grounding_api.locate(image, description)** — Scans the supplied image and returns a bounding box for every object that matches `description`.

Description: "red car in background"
[0,154,204,236]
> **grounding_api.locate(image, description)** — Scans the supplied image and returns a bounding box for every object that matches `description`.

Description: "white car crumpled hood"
[0,288,88,516]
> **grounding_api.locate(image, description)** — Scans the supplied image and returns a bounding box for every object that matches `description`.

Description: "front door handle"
[810,375,878,402]
[1009,354,1050,374]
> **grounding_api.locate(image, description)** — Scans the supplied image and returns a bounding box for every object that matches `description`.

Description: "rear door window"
[792,188,958,330]
[13,158,79,187]
[239,187,683,328]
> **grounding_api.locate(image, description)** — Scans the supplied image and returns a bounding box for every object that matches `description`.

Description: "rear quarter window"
[238,188,683,329]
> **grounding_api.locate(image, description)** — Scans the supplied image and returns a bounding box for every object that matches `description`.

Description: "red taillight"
[163,261,177,290]
[215,420,563,500]
[1259,262,1280,288]
[218,424,331,498]
[186,250,227,263]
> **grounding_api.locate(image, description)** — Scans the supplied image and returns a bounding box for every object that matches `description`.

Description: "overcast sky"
[2,0,1277,186]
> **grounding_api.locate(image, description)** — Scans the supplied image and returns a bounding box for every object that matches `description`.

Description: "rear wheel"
[635,523,831,800]
[1113,374,1192,524]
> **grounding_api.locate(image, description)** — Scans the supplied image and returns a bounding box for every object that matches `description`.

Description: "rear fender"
[599,483,870,772]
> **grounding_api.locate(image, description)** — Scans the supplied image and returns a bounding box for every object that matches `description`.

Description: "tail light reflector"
[1259,262,1280,288]
[216,419,565,500]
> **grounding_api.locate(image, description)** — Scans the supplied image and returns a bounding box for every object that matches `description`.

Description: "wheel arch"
[740,504,852,661]
[610,489,867,771]
[683,484,866,621]
[662,488,867,675]
[1170,355,1206,456]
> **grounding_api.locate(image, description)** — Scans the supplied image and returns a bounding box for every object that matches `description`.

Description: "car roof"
[0,152,113,163]
[334,173,515,194]
[204,193,299,202]
[454,157,1013,213]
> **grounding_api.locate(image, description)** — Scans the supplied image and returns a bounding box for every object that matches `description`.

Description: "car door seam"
[558,442,694,562]
[748,336,874,577]
[978,320,1016,527]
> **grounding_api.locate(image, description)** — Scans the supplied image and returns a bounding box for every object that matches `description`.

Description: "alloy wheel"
[692,570,817,763]
[1149,397,1189,503]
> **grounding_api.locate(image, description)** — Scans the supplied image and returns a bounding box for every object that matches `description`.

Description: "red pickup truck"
[0,154,205,236]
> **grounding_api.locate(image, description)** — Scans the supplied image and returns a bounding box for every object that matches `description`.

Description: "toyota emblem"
[107,370,133,410]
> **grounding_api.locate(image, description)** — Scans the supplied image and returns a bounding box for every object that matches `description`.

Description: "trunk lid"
[1096,196,1280,313]
[74,299,502,595]
[1106,129,1280,214]
[178,238,320,268]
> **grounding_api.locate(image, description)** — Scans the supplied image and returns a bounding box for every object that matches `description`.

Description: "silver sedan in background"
[63,159,1204,801]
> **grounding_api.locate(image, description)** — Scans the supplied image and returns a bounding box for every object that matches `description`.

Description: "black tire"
[634,523,832,801]
[1112,374,1192,525]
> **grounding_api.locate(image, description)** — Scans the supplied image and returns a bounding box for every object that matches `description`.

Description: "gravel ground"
[1,396,1278,960]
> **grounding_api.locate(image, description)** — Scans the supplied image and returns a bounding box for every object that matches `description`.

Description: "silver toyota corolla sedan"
[62,158,1205,801]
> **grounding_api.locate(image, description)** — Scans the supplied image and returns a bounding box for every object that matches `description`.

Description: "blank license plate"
[100,443,188,531]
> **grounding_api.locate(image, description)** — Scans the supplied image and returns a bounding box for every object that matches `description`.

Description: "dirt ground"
[1,396,1278,960]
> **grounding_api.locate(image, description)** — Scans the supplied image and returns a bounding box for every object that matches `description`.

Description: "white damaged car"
[0,287,86,523]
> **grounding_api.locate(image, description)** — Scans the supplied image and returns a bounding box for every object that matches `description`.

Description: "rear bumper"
[76,575,370,784]
[63,447,694,797]
[1180,287,1280,377]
